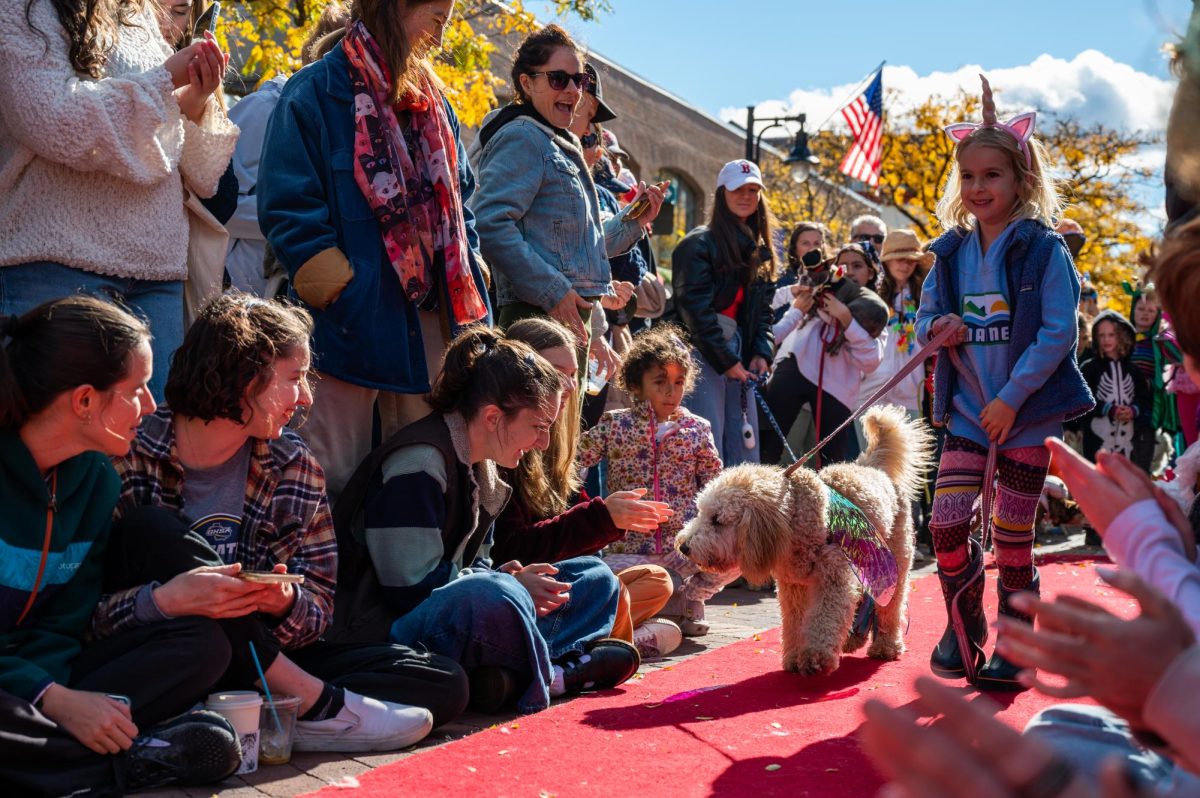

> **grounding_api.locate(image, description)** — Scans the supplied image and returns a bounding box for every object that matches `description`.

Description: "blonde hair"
[504,317,583,519]
[935,127,1062,232]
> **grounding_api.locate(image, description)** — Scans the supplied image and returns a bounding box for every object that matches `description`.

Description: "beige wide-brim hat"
[880,229,935,268]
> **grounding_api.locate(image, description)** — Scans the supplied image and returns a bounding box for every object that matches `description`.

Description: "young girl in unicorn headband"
[915,76,1094,690]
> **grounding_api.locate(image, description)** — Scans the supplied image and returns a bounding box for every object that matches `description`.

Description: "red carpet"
[306,558,1124,798]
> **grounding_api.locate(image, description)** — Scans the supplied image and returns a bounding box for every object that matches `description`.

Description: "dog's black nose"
[678,542,690,556]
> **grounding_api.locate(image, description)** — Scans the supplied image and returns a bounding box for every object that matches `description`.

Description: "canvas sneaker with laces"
[632,618,682,661]
[293,690,433,753]
[121,710,241,792]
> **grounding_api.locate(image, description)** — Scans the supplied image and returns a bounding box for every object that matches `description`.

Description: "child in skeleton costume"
[915,76,1093,690]
[1078,311,1154,472]
[1126,283,1186,462]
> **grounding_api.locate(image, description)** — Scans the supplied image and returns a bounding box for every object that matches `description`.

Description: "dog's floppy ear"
[736,482,790,584]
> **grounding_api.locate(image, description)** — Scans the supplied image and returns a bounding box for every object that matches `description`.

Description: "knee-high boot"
[977,569,1039,691]
[930,538,987,682]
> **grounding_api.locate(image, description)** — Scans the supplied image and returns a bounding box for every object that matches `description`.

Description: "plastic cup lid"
[206,691,264,710]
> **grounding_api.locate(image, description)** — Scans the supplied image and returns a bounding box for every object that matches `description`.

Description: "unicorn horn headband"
[943,75,1036,168]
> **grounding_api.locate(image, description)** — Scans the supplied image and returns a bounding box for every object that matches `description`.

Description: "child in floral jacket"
[578,326,730,635]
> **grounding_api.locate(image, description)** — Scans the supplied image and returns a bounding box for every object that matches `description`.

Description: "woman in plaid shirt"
[89,295,467,753]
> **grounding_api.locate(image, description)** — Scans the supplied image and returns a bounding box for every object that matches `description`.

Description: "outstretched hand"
[605,488,673,532]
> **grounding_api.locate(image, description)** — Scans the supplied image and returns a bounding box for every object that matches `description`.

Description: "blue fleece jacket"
[916,220,1084,449]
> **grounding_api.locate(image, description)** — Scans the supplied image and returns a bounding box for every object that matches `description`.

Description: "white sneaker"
[292,691,433,753]
[633,618,683,661]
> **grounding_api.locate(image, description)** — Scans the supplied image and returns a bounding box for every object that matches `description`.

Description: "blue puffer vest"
[928,219,1094,427]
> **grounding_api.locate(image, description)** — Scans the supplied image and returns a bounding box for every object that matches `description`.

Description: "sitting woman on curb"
[332,326,639,714]
[498,317,681,660]
[90,294,453,754]
[0,296,240,796]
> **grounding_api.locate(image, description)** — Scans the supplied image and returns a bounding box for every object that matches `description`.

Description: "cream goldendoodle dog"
[676,405,933,676]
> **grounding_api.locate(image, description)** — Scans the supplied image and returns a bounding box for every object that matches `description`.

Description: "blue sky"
[529,1,1194,226]
[530,0,1192,120]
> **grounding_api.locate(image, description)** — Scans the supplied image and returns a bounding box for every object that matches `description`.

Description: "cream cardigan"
[0,1,238,280]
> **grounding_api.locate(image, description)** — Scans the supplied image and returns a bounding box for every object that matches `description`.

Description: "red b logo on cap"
[741,163,752,174]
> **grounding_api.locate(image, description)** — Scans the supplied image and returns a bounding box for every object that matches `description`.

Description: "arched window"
[656,168,699,237]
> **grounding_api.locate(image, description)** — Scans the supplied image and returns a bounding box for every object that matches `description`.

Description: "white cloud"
[721,50,1175,136]
[723,51,1175,233]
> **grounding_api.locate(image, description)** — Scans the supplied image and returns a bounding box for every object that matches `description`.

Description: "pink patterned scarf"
[342,22,487,325]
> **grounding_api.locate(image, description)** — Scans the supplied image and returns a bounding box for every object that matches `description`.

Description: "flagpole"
[814,60,886,134]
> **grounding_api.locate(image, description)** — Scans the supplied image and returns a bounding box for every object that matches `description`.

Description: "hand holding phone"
[626,181,670,221]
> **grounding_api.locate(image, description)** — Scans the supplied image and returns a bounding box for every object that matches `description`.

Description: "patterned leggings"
[929,435,1050,591]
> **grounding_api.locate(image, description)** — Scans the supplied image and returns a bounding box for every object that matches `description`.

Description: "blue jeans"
[1025,705,1200,797]
[388,556,620,714]
[684,337,760,466]
[0,262,184,402]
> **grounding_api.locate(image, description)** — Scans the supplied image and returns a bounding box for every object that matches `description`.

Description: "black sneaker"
[560,638,640,695]
[121,710,241,792]
[468,666,520,713]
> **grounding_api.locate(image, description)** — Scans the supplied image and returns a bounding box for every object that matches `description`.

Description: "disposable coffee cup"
[205,691,263,774]
[258,695,302,766]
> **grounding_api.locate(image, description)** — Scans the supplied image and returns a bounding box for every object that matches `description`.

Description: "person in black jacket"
[670,159,777,466]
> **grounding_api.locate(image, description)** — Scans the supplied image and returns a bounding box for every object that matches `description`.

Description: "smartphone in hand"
[237,571,305,585]
[192,1,221,41]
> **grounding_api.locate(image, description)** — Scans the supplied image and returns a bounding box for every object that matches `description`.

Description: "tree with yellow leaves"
[221,0,607,127]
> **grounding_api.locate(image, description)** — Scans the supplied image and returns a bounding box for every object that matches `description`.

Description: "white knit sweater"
[0,1,239,280]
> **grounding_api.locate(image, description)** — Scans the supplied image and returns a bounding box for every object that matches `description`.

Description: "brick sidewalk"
[142,533,1098,797]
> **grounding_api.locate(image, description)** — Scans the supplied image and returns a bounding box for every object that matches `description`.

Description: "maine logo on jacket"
[960,292,1011,345]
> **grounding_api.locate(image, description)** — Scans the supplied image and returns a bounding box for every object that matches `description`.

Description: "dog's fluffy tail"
[857,404,935,502]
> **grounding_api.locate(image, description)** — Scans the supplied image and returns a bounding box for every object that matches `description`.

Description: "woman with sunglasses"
[472,25,665,355]
[258,0,492,503]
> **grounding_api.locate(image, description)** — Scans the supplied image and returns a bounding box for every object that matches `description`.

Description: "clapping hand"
[862,676,1139,798]
[995,567,1194,729]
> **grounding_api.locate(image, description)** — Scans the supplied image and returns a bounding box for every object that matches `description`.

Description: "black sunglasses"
[853,233,886,246]
[580,127,600,148]
[528,70,593,92]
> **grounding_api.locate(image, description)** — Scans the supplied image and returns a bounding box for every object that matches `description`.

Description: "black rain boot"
[930,538,988,682]
[977,569,1039,691]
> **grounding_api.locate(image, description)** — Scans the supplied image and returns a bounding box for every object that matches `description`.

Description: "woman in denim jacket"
[471,25,665,350]
[258,0,491,501]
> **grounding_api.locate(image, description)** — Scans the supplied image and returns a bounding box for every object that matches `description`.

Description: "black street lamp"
[744,106,820,183]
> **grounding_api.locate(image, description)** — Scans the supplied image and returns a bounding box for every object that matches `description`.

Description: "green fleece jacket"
[0,429,120,701]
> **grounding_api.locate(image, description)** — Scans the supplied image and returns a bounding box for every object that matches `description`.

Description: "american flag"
[839,70,885,187]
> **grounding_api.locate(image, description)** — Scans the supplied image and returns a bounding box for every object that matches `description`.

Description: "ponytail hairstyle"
[164,293,313,424]
[709,186,779,285]
[511,24,580,104]
[0,295,151,429]
[428,325,563,423]
[505,317,581,517]
[25,0,145,79]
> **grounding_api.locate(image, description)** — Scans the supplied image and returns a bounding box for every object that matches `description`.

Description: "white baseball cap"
[717,159,764,192]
